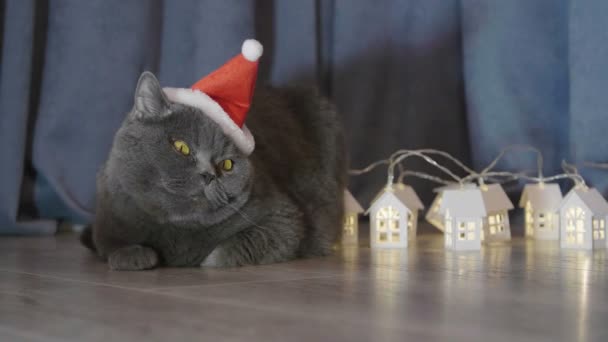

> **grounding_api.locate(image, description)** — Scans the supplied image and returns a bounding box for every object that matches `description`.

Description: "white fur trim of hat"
[162,87,255,155]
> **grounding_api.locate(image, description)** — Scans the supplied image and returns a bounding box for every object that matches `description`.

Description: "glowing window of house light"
[445,218,453,247]
[488,213,505,235]
[379,232,388,242]
[592,219,605,241]
[565,207,586,245]
[376,206,401,243]
[526,202,534,236]
[458,222,466,231]
[466,222,476,240]
[433,196,442,213]
[343,215,356,236]
[544,212,553,230]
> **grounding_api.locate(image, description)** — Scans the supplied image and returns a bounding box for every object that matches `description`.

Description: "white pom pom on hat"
[241,39,263,62]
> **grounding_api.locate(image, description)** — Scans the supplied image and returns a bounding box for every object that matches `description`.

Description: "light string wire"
[583,161,608,170]
[561,160,586,187]
[387,150,464,186]
[396,170,521,187]
[390,149,477,175]
[349,145,586,191]
[397,170,453,186]
[350,150,469,187]
[395,151,526,186]
[392,146,544,187]
[479,144,544,181]
[348,159,389,176]
[393,148,476,185]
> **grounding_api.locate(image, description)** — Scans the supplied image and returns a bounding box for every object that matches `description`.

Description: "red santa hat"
[163,39,263,155]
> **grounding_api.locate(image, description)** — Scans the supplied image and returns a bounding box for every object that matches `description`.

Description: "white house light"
[349,147,608,252]
[426,183,476,232]
[439,184,514,251]
[440,188,484,251]
[518,183,562,240]
[342,189,364,246]
[479,184,514,243]
[559,187,608,250]
[368,184,424,249]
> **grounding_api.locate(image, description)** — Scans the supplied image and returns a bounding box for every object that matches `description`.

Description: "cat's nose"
[200,172,216,185]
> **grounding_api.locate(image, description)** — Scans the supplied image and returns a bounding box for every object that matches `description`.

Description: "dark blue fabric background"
[1,0,606,235]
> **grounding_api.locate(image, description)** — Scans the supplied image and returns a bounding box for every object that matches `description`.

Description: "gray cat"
[81,72,347,270]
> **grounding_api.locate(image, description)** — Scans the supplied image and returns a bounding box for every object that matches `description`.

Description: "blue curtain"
[1,0,607,235]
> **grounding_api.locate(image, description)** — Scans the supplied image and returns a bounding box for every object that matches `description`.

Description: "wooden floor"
[1,227,607,342]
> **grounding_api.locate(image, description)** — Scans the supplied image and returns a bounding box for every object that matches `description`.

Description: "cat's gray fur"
[81,72,347,270]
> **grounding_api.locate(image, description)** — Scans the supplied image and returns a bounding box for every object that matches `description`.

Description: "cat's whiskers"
[215,183,230,205]
[163,173,197,188]
[214,178,268,231]
[160,175,199,197]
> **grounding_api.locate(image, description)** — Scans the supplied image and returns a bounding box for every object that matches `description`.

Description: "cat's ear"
[132,71,170,120]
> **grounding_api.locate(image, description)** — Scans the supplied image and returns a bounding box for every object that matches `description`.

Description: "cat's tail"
[80,225,97,252]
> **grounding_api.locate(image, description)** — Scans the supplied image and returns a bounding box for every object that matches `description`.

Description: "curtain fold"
[0,0,55,234]
[332,0,468,206]
[1,0,607,235]
[569,0,608,192]
[461,0,569,171]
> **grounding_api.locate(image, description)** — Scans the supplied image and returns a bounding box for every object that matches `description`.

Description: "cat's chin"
[163,191,250,227]
[165,204,238,227]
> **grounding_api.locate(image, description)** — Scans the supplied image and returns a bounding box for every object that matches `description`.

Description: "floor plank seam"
[0,269,380,324]
[0,324,64,342]
[0,268,344,292]
[0,268,144,292]
[145,274,344,291]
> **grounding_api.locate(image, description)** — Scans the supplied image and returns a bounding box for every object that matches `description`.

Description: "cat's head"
[110,72,253,225]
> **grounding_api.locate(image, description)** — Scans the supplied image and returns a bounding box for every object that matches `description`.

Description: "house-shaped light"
[368,184,424,249]
[559,187,608,250]
[342,189,364,246]
[426,183,476,232]
[439,184,514,251]
[518,183,562,240]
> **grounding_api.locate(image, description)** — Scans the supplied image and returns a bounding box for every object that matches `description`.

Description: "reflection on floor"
[0,227,606,341]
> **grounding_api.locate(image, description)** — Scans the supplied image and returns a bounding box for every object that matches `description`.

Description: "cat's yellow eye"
[172,140,190,156]
[220,159,233,171]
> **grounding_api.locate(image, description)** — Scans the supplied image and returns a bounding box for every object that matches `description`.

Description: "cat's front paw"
[108,245,159,271]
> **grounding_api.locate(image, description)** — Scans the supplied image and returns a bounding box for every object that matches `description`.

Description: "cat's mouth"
[191,195,234,209]
[188,187,234,209]
[160,176,243,212]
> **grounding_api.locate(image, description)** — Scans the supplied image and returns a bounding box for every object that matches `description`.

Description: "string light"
[349,145,588,196]
[387,150,464,185]
[349,145,586,190]
[584,161,608,169]
[390,149,476,175]
[348,159,389,176]
[397,170,452,186]
[480,144,544,180]
[350,149,470,186]
[345,145,606,251]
